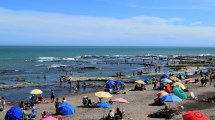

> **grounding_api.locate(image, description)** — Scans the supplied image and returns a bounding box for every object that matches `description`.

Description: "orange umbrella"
[156,91,168,98]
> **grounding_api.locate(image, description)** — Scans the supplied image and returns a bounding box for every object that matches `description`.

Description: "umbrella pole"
[103,108,105,119]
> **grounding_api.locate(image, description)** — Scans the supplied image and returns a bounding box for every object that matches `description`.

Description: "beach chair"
[190,92,198,100]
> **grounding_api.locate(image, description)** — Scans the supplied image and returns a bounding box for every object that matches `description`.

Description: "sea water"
[0,46,215,102]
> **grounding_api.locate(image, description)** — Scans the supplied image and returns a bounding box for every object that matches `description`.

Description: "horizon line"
[0,45,215,48]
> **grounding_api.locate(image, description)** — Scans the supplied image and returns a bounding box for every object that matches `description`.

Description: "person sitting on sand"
[42,111,49,118]
[29,101,35,109]
[82,96,89,106]
[57,113,63,120]
[107,109,115,119]
[28,109,37,119]
[38,96,44,103]
[134,84,143,90]
[115,107,122,119]
[201,96,215,103]
[19,101,25,109]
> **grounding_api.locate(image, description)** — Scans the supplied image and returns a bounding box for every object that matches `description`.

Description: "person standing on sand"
[51,89,55,103]
[1,96,6,110]
[210,75,213,85]
[55,98,60,114]
[200,70,203,77]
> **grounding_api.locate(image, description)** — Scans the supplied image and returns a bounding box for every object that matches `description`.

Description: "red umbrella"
[183,111,209,120]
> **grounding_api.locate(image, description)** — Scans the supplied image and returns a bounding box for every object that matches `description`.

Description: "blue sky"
[0,0,215,46]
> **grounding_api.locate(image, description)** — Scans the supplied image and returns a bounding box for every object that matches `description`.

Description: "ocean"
[0,46,215,102]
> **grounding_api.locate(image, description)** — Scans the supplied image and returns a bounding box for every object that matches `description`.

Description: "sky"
[0,0,215,46]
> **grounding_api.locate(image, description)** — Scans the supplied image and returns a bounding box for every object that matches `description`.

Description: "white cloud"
[190,21,202,26]
[0,8,215,46]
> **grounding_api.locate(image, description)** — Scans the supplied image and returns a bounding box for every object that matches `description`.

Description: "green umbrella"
[172,87,187,99]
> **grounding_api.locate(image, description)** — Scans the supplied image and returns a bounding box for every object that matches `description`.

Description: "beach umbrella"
[160,94,182,102]
[144,78,152,84]
[161,74,169,79]
[42,116,58,120]
[111,98,129,103]
[172,82,186,90]
[161,78,172,83]
[96,102,113,108]
[160,94,182,108]
[170,76,180,82]
[58,102,75,115]
[135,80,146,84]
[5,106,22,120]
[172,87,187,99]
[30,89,43,95]
[114,80,124,85]
[95,91,112,98]
[96,102,113,118]
[156,91,168,98]
[105,80,115,88]
[183,111,209,120]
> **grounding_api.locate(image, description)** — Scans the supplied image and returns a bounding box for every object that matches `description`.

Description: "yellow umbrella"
[169,76,180,82]
[172,82,186,89]
[30,89,43,95]
[95,91,112,98]
[135,80,146,84]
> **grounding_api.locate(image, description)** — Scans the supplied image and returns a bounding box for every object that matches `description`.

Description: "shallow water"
[0,46,214,102]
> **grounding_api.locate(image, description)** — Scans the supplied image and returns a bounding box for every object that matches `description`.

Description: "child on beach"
[62,97,67,102]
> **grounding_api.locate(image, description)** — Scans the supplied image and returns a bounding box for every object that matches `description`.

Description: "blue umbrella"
[160,94,182,108]
[144,78,152,84]
[96,102,113,118]
[96,102,113,108]
[161,74,169,79]
[5,106,22,120]
[58,102,75,115]
[160,94,182,102]
[105,80,115,88]
[114,80,124,85]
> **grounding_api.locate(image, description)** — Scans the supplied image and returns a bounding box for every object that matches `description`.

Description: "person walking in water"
[51,89,55,103]
[68,78,72,87]
[60,79,63,86]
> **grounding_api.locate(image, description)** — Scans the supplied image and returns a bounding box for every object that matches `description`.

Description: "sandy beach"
[1,74,215,120]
